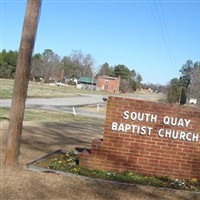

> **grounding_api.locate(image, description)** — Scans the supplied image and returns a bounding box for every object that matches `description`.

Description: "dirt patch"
[1,122,200,200]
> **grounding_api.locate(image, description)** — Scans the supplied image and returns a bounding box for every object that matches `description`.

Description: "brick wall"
[97,76,120,93]
[80,96,200,179]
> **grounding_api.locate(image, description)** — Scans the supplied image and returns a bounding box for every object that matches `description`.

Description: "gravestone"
[80,96,200,179]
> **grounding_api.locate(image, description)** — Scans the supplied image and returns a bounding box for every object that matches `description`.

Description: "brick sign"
[80,97,200,179]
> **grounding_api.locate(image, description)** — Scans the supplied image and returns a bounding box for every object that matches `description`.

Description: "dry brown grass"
[0,78,109,99]
[1,121,199,200]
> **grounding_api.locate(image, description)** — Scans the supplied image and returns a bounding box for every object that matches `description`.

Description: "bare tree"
[69,50,94,78]
[40,49,61,82]
[4,0,42,165]
[30,53,42,80]
[188,62,200,103]
[82,54,93,77]
[70,50,84,78]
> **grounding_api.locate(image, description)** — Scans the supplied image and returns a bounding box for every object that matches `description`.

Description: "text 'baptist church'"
[111,111,199,142]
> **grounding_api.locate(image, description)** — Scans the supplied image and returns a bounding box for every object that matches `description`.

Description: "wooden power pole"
[4,0,42,165]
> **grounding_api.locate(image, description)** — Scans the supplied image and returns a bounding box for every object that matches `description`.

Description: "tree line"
[0,49,18,79]
[167,60,200,104]
[0,49,143,92]
[1,49,199,102]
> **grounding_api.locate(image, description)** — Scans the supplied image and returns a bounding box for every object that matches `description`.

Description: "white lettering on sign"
[110,110,199,142]
[163,116,191,127]
[111,122,153,136]
[158,129,199,142]
[123,111,157,123]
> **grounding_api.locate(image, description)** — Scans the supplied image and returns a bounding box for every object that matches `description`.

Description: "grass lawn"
[0,78,109,99]
[0,107,104,123]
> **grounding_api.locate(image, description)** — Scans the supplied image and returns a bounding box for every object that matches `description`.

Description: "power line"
[154,0,174,64]
[158,0,176,64]
[148,0,175,65]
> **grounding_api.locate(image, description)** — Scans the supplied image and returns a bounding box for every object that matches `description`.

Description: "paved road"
[1,94,107,119]
[1,94,105,107]
[1,93,165,119]
[1,92,165,107]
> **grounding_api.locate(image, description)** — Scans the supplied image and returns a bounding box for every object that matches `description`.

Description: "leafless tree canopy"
[188,62,200,102]
[31,49,94,82]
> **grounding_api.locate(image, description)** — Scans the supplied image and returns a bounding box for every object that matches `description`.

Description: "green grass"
[78,169,168,187]
[0,107,104,123]
[0,79,14,98]
[35,150,200,192]
[78,169,200,191]
[0,107,10,121]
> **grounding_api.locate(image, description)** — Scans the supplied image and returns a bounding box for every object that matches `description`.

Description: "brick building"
[96,76,120,93]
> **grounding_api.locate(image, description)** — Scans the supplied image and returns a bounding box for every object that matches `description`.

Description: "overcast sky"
[1,0,200,85]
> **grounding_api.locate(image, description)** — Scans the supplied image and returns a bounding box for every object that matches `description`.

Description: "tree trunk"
[4,0,42,165]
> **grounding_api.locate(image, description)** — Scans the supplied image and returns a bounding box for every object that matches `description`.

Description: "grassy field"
[0,78,163,101]
[0,107,104,123]
[0,78,165,122]
[0,79,14,98]
[0,78,106,123]
[0,78,109,99]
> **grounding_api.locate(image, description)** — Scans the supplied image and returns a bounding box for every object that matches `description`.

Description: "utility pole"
[60,68,64,82]
[4,0,42,165]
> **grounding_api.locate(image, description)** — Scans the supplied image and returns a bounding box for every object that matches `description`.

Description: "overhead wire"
[156,0,173,64]
[148,0,175,65]
[158,0,176,65]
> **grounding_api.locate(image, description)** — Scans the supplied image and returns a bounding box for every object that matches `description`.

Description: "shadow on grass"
[2,121,199,200]
[21,121,104,155]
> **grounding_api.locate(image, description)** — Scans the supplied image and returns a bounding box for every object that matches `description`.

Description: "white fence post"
[73,106,76,116]
[97,104,100,111]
